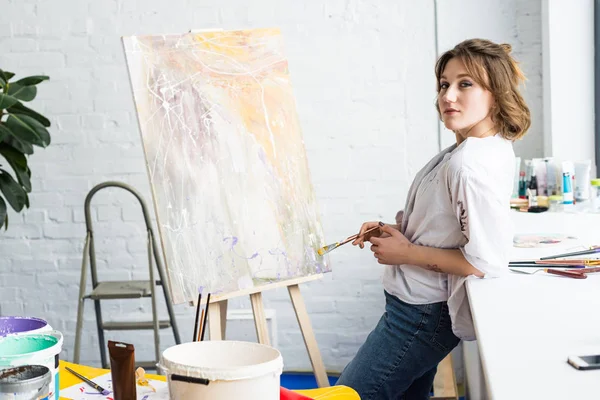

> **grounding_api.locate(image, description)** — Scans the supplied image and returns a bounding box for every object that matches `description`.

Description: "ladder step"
[103,320,171,330]
[87,280,153,299]
[136,361,160,370]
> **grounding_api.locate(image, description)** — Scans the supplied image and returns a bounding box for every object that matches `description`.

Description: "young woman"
[336,39,531,399]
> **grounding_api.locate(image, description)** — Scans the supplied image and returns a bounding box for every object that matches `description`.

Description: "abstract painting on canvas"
[122,28,329,304]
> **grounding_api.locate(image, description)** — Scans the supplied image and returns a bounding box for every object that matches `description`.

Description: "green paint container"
[0,332,62,400]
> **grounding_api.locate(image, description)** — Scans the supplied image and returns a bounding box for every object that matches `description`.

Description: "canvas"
[122,28,329,304]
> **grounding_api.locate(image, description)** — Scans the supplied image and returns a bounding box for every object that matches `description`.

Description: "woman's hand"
[352,221,398,249]
[369,224,414,265]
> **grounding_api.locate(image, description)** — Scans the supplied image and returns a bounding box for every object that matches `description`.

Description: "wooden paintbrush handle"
[343,225,381,243]
[545,269,587,279]
[577,267,600,274]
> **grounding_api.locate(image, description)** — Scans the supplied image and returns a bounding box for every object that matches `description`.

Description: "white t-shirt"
[383,134,515,340]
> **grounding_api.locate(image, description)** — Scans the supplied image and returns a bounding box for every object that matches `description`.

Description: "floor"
[280,372,466,399]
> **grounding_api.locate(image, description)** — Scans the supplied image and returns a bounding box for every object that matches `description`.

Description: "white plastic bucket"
[159,340,283,400]
[0,331,63,400]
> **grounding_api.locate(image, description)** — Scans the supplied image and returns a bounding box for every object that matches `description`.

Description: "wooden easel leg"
[288,284,330,388]
[208,300,227,340]
[250,292,271,345]
[432,353,458,400]
[220,299,228,339]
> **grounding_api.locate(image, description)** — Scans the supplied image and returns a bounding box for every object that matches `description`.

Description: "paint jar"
[0,365,51,400]
[159,340,283,400]
[0,332,63,400]
[591,179,600,213]
[0,317,52,338]
[548,195,564,213]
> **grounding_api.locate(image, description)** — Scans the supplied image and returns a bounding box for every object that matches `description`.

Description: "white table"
[466,211,600,400]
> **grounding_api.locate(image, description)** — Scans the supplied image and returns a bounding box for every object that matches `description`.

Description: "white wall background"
[0,0,546,385]
[543,0,595,165]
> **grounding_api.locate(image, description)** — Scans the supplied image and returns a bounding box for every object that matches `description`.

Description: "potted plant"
[0,68,51,229]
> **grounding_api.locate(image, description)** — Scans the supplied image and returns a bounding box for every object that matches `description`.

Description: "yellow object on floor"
[58,361,359,400]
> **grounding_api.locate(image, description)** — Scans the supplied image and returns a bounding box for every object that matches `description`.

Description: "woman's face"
[438,57,494,133]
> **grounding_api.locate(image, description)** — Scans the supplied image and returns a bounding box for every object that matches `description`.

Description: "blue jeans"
[336,291,460,400]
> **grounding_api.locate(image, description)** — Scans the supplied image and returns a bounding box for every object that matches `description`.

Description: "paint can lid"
[0,365,51,394]
[591,179,600,186]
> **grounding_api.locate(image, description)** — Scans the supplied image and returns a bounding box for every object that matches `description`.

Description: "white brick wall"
[0,0,541,381]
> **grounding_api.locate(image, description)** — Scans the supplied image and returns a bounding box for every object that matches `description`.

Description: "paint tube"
[545,158,558,196]
[574,160,592,201]
[108,341,136,400]
[534,158,547,196]
[562,161,574,204]
[512,157,521,198]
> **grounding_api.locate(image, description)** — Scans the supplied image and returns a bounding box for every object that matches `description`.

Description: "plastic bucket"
[0,365,51,400]
[159,340,283,400]
[0,332,62,400]
[0,317,52,338]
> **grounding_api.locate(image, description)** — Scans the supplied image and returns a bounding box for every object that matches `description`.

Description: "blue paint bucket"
[0,332,62,400]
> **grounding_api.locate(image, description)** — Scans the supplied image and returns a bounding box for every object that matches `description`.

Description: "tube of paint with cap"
[108,341,136,400]
[545,158,558,195]
[574,160,591,202]
[562,161,574,205]
[512,157,521,198]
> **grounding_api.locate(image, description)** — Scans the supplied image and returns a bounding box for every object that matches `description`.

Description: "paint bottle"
[109,341,136,400]
[591,179,600,213]
[574,160,592,202]
[545,158,558,195]
[518,171,527,198]
[528,169,538,198]
[563,172,574,204]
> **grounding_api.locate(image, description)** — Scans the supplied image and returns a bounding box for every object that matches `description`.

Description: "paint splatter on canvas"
[122,29,329,304]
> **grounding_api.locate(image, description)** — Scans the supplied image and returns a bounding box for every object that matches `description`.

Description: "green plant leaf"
[5,114,50,147]
[0,93,19,109]
[7,102,51,127]
[0,70,15,82]
[0,144,31,193]
[0,124,10,142]
[3,135,34,155]
[15,75,49,86]
[0,76,6,90]
[0,143,26,168]
[7,83,37,102]
[0,196,6,230]
[0,168,26,212]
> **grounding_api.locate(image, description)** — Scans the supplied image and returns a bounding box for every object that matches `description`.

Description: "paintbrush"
[317,225,381,256]
[510,268,587,279]
[508,262,585,268]
[575,267,600,274]
[539,246,600,260]
[65,366,110,396]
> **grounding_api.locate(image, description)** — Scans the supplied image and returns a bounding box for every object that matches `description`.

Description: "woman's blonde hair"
[435,38,531,141]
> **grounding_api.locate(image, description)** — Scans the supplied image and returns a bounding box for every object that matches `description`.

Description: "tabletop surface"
[467,211,600,400]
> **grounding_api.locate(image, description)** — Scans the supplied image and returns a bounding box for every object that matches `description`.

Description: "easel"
[195,274,330,388]
[124,27,330,388]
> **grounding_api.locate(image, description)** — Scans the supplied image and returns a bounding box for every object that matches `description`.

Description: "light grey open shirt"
[383,134,515,340]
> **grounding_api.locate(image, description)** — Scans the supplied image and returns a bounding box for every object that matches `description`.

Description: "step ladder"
[73,181,181,369]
